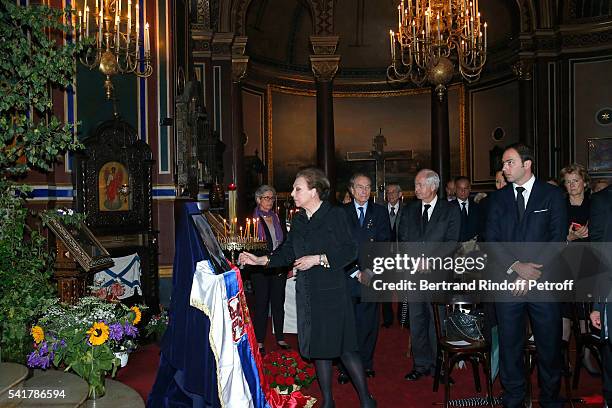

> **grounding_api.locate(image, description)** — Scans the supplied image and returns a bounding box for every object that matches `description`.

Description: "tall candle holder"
[204,184,266,265]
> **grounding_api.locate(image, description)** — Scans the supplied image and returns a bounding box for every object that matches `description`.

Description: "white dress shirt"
[421,195,438,221]
[512,175,536,207]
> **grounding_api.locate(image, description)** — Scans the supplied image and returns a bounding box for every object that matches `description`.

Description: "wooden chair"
[571,302,602,389]
[432,300,494,408]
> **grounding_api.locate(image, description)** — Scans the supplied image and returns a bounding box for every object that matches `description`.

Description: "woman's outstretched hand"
[238,251,266,266]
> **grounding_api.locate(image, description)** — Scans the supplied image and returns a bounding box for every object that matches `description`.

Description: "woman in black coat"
[239,168,376,408]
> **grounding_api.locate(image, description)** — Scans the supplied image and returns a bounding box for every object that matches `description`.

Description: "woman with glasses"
[251,185,290,354]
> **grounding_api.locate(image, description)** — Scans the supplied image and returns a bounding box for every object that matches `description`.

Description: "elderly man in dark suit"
[452,176,481,242]
[398,169,461,381]
[337,173,391,383]
[589,185,612,407]
[382,183,403,328]
[486,143,567,408]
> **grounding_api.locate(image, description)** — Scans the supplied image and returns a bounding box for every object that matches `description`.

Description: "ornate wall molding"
[211,32,234,60]
[512,59,534,80]
[309,55,340,82]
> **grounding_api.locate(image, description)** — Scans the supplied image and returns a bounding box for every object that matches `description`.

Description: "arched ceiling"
[244,0,520,79]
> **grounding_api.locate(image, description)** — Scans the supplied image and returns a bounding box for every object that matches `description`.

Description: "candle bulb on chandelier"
[135,2,140,52]
[397,5,401,30]
[127,0,131,43]
[145,23,150,54]
[78,11,82,40]
[483,22,487,49]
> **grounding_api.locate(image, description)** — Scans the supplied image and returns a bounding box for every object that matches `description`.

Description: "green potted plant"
[27,297,144,399]
[0,2,85,362]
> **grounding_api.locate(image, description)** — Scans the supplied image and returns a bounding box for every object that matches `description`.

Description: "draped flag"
[190,260,271,408]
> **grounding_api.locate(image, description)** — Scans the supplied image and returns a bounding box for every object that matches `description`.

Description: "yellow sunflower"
[31,325,44,344]
[86,322,109,346]
[130,306,142,325]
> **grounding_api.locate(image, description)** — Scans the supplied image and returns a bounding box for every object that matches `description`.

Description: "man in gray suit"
[382,183,403,328]
[398,169,461,381]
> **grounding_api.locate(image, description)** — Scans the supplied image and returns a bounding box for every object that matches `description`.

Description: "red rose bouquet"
[262,349,316,394]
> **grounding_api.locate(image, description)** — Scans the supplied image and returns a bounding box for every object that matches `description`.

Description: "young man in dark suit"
[589,185,612,408]
[486,143,567,408]
[452,176,481,242]
[338,173,391,383]
[398,169,461,381]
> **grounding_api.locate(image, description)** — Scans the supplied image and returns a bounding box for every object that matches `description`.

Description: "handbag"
[445,309,485,343]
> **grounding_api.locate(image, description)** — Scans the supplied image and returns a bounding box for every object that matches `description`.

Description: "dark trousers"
[602,341,612,405]
[495,302,563,408]
[251,270,286,343]
[408,302,438,372]
[381,302,402,326]
[339,297,379,372]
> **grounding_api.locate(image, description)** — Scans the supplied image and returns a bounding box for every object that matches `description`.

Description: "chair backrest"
[432,298,483,343]
[572,302,601,339]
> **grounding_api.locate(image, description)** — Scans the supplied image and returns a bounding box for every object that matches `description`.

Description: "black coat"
[591,186,612,341]
[269,201,358,359]
[398,198,461,243]
[452,198,481,242]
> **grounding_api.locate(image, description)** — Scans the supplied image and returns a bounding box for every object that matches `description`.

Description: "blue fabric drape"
[147,202,220,408]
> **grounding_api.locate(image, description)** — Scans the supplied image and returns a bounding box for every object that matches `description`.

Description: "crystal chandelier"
[387,0,487,97]
[73,0,152,99]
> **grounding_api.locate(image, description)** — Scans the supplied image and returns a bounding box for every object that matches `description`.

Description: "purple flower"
[38,341,49,355]
[109,323,124,341]
[27,350,51,369]
[124,322,138,337]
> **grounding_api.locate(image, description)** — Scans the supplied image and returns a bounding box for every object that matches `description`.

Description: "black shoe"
[337,372,349,384]
[404,369,429,381]
[277,341,291,350]
[439,373,455,385]
[365,369,376,378]
[361,394,377,408]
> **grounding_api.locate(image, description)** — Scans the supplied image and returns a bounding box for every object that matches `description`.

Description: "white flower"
[57,209,66,215]
[67,209,74,215]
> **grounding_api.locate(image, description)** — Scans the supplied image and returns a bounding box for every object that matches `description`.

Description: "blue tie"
[358,207,365,227]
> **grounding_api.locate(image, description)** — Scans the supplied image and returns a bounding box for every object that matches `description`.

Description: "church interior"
[1,0,612,406]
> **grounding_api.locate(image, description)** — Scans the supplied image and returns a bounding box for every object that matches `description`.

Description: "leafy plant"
[0,2,85,362]
[27,297,144,397]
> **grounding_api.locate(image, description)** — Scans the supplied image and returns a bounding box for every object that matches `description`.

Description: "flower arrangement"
[262,349,316,394]
[145,306,169,341]
[27,297,144,398]
[91,278,126,302]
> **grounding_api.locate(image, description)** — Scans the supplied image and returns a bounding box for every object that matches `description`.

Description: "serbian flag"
[190,260,271,408]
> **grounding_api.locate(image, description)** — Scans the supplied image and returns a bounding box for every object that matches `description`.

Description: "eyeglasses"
[260,196,275,201]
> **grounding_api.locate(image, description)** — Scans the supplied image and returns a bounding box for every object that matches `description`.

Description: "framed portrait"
[98,161,131,212]
[43,217,114,272]
[587,137,612,174]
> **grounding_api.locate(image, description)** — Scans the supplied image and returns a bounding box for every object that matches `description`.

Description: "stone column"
[310,36,340,202]
[513,60,535,148]
[431,88,451,199]
[231,36,249,219]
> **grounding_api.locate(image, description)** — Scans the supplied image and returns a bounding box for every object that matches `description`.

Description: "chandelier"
[387,0,487,97]
[73,0,152,99]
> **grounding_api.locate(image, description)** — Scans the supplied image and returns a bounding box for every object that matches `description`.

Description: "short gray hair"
[349,173,372,188]
[385,183,402,193]
[255,185,276,200]
[418,169,440,190]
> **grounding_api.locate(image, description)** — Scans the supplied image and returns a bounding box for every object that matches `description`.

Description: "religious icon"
[98,161,130,212]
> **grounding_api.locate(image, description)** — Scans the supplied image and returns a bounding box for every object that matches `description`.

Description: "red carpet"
[117,320,604,407]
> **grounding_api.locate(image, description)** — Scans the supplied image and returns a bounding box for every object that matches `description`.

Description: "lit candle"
[389,30,394,59]
[401,0,405,21]
[85,6,89,35]
[101,0,104,19]
[397,5,401,29]
[116,15,120,46]
[118,0,122,14]
[145,22,150,54]
[223,218,227,235]
[135,1,140,51]
[99,10,103,40]
[127,0,131,44]
[483,22,487,49]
